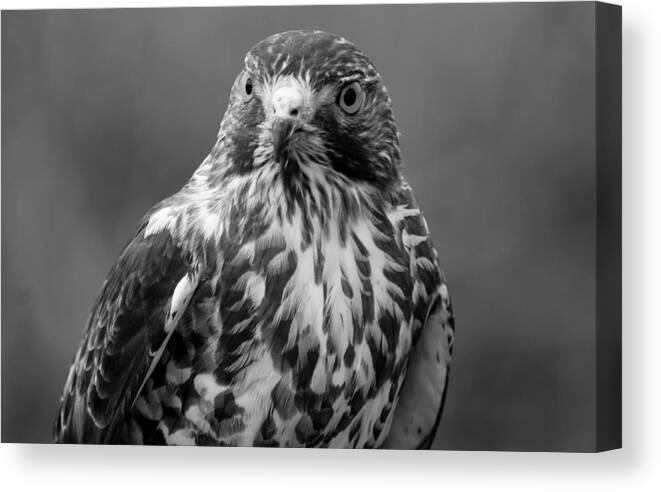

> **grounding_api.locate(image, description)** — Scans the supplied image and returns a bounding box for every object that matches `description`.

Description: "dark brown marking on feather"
[379,311,401,350]
[340,269,353,299]
[271,380,297,420]
[352,231,368,257]
[326,330,339,356]
[400,207,427,235]
[360,287,374,326]
[313,243,324,285]
[284,343,299,370]
[254,414,278,447]
[379,406,390,424]
[295,414,315,444]
[366,336,392,393]
[372,422,383,442]
[356,256,371,279]
[414,241,442,288]
[331,354,341,372]
[322,284,332,335]
[350,390,365,416]
[310,405,333,431]
[335,413,351,434]
[294,344,320,390]
[266,321,295,374]
[327,383,343,402]
[348,418,362,443]
[343,344,355,368]
[317,184,330,231]
[214,390,242,423]
[180,381,201,415]
[298,184,315,250]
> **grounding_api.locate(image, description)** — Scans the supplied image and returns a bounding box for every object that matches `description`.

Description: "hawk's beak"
[270,85,309,164]
[272,118,303,164]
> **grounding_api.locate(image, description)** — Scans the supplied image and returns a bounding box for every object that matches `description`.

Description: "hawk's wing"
[383,281,454,449]
[54,224,198,443]
[383,183,455,450]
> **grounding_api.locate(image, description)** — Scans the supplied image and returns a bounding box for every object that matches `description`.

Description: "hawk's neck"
[143,153,397,255]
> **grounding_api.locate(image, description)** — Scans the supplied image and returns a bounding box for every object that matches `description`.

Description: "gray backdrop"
[1,3,596,450]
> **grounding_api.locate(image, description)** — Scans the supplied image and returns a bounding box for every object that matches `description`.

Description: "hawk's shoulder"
[54,220,198,443]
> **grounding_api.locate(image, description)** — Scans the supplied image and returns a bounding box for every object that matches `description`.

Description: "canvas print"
[1,2,621,451]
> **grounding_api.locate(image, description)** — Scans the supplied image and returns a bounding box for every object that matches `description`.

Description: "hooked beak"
[270,85,310,164]
[272,118,307,164]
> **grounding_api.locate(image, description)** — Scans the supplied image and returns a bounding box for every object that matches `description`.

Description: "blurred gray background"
[1,3,596,450]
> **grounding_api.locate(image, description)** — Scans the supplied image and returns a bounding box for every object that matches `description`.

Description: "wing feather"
[384,288,454,449]
[54,226,197,443]
[383,180,455,449]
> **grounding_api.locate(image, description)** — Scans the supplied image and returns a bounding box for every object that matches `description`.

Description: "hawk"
[54,30,454,449]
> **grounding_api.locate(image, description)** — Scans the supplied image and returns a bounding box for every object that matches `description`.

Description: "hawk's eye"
[338,82,363,114]
[244,78,253,96]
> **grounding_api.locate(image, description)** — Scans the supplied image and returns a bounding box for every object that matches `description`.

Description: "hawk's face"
[218,30,401,189]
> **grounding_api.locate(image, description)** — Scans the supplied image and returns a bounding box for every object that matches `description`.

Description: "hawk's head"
[217,30,401,189]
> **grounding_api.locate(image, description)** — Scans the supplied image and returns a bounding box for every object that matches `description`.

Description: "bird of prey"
[54,30,454,448]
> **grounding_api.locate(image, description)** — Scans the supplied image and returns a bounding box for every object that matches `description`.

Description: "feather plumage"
[54,30,454,448]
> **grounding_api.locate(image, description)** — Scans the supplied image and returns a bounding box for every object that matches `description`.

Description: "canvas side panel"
[595,1,622,453]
